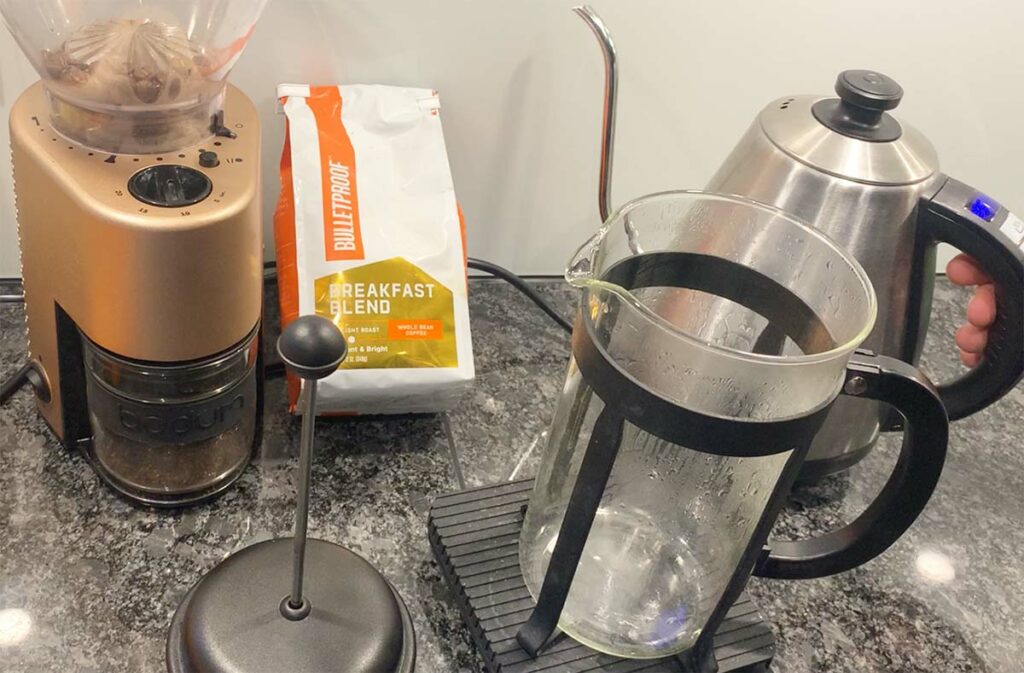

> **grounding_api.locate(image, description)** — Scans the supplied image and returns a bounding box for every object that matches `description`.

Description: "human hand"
[946,254,995,367]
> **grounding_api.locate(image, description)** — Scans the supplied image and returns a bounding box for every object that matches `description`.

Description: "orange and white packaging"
[275,84,474,413]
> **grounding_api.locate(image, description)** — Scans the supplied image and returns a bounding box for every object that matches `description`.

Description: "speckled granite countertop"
[0,278,1020,673]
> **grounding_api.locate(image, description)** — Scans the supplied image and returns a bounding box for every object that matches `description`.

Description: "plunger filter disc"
[167,538,415,673]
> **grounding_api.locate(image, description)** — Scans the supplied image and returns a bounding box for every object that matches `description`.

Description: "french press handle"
[756,350,948,579]
[919,176,1024,420]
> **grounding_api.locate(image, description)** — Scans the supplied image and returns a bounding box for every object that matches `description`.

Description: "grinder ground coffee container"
[1,0,269,505]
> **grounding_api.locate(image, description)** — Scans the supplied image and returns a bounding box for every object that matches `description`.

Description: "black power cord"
[0,362,49,405]
[466,258,573,335]
[1,258,569,398]
[0,261,573,389]
[1,277,25,304]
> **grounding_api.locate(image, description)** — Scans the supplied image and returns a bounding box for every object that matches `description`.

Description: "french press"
[516,191,949,666]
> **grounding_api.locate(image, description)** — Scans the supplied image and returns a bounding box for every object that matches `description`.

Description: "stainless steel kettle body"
[708,70,1024,480]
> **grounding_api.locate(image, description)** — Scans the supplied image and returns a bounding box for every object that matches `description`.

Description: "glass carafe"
[0,0,268,153]
[518,191,949,663]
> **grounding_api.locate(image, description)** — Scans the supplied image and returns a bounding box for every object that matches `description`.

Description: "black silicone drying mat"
[428,478,774,672]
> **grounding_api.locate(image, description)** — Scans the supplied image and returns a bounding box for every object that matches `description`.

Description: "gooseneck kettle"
[708,70,1024,480]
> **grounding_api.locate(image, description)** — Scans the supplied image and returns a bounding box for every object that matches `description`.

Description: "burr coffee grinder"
[1,0,269,505]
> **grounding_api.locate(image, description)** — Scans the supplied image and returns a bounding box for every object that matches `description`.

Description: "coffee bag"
[275,84,474,413]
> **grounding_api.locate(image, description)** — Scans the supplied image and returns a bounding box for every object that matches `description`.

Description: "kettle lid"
[759,70,939,185]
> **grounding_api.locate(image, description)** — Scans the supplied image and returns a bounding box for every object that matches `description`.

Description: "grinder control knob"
[199,151,220,168]
[277,315,348,380]
[128,165,212,207]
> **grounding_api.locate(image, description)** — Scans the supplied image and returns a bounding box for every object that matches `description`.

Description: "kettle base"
[796,441,876,485]
[428,479,774,672]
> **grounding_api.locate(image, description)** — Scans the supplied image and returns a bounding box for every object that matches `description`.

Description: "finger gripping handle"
[921,177,1024,420]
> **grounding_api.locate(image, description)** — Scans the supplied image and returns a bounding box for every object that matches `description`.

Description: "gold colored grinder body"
[10,81,264,506]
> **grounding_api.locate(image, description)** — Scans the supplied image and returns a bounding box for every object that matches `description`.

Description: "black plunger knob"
[277,315,348,380]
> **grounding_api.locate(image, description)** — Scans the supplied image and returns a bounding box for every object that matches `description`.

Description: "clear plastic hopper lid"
[0,0,268,153]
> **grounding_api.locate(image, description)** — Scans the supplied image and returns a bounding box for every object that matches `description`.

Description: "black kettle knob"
[835,70,903,114]
[812,69,903,142]
[277,315,348,380]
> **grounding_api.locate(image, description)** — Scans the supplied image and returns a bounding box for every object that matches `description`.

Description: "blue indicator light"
[968,194,999,221]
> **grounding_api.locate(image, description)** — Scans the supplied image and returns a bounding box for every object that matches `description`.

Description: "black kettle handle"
[756,351,948,579]
[920,176,1024,420]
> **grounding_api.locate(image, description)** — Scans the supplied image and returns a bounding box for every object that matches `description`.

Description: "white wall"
[2,0,1021,277]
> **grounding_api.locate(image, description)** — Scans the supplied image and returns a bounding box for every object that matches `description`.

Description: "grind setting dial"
[128,165,213,208]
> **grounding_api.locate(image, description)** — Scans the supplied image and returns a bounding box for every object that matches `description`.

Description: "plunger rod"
[289,381,318,608]
[275,314,349,614]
